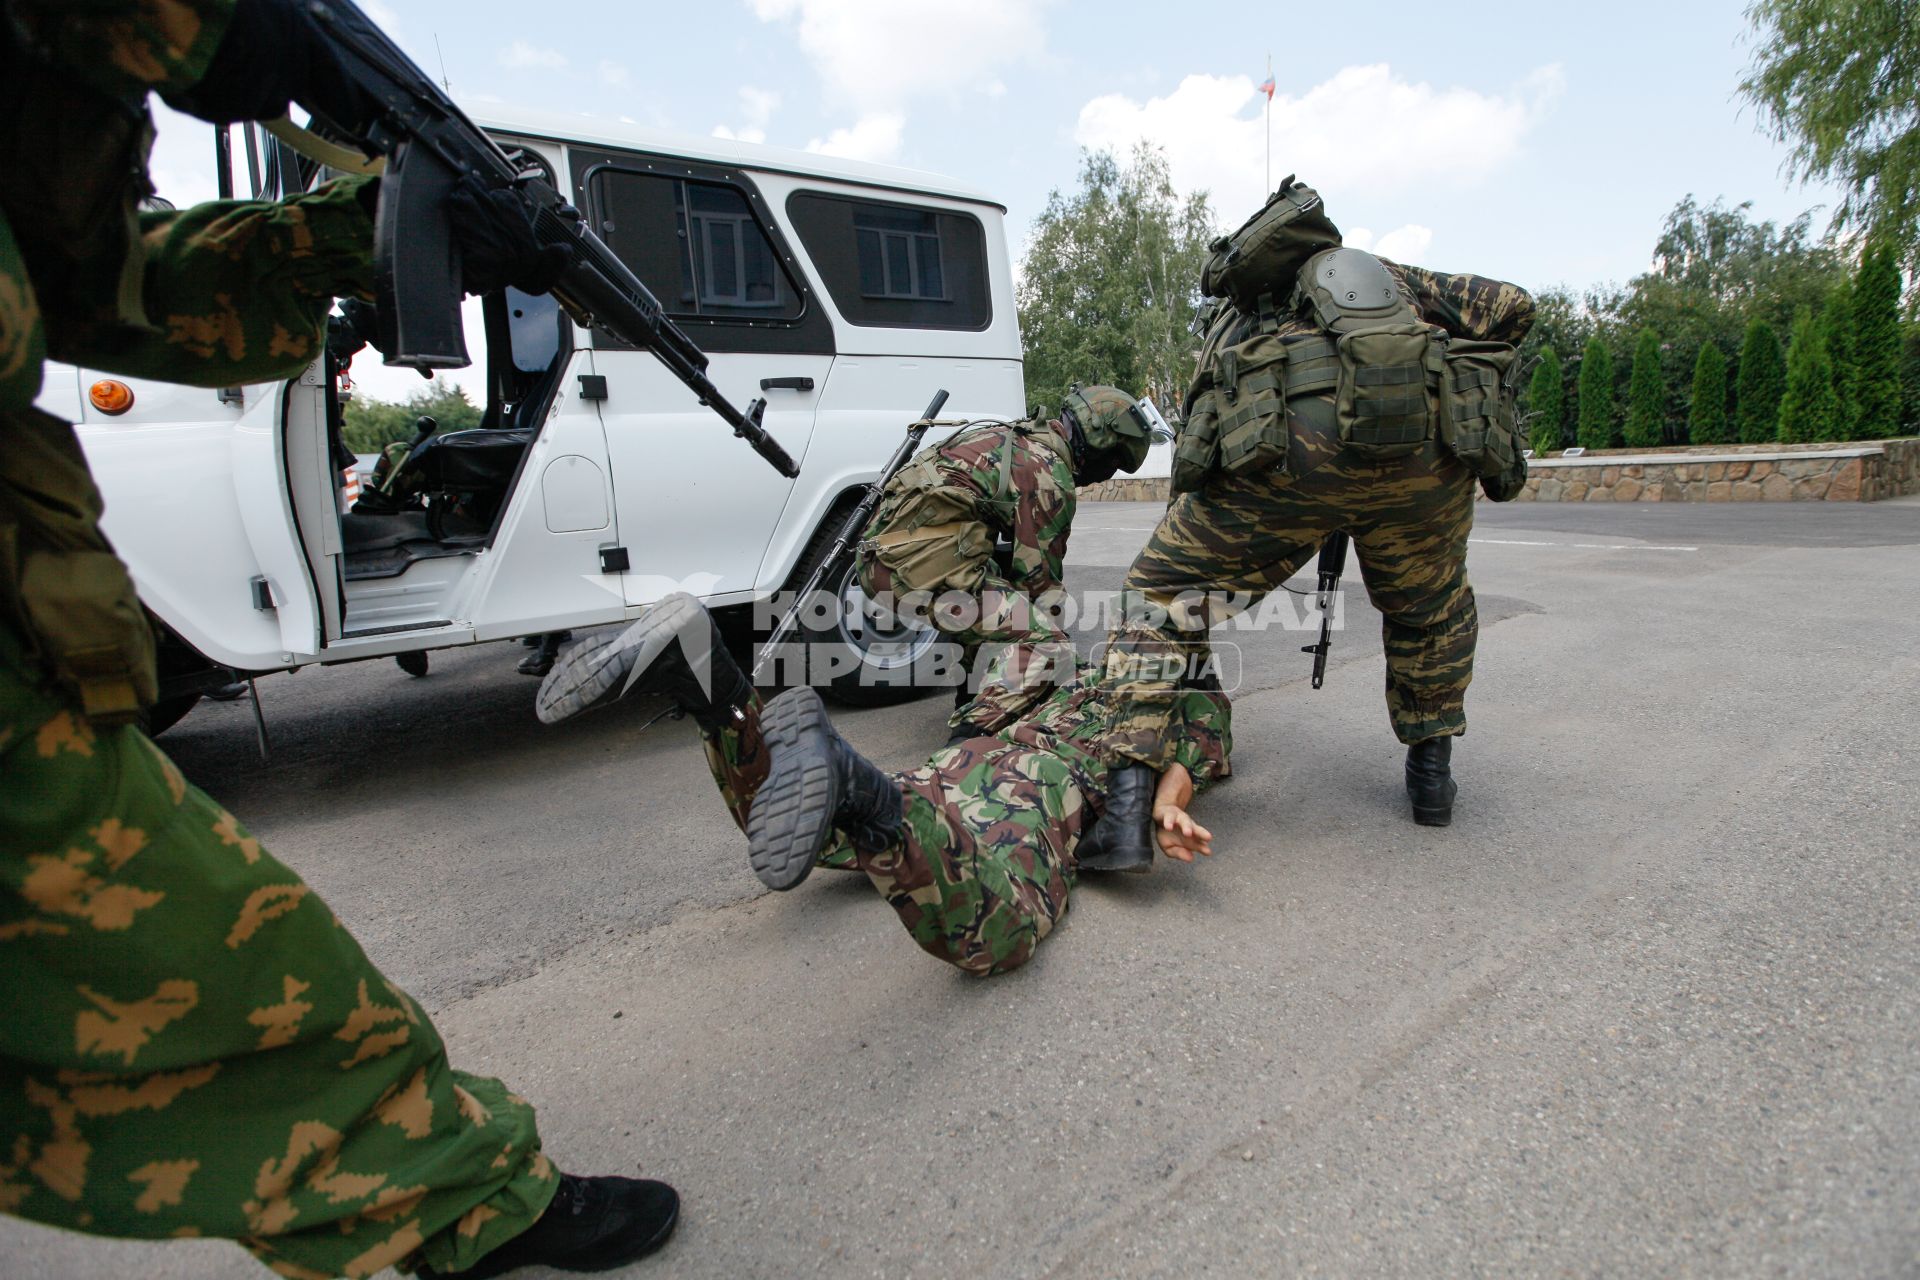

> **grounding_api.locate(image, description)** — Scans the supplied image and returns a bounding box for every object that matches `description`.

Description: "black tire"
[775,530,943,708]
[140,693,200,738]
[395,650,430,677]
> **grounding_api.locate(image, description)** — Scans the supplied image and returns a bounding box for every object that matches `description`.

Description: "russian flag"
[1258,74,1275,100]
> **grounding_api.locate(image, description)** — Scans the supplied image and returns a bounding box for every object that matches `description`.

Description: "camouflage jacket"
[1387,261,1536,347]
[1003,661,1233,804]
[0,0,378,412]
[918,417,1078,596]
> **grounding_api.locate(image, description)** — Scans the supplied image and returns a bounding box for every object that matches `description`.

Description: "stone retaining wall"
[1503,438,1920,503]
[1078,438,1920,503]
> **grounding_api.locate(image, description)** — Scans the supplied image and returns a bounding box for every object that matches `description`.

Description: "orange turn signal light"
[89,380,136,416]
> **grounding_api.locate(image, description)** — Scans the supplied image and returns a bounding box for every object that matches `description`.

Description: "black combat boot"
[1405,735,1458,827]
[1075,763,1157,873]
[535,594,749,731]
[748,687,902,891]
[418,1173,678,1279]
[516,630,572,677]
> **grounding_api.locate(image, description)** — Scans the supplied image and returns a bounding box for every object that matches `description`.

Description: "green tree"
[1778,306,1842,441]
[1825,276,1859,435]
[1741,0,1920,292]
[1017,143,1217,415]
[341,383,483,455]
[1736,318,1788,442]
[1624,328,1666,447]
[1853,241,1905,436]
[1689,341,1730,444]
[1576,336,1615,449]
[1900,320,1920,433]
[1527,347,1565,454]
[1619,195,1847,431]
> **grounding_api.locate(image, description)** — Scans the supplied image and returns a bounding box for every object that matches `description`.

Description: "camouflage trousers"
[1107,439,1479,767]
[855,551,1077,734]
[701,697,1089,977]
[0,623,558,1277]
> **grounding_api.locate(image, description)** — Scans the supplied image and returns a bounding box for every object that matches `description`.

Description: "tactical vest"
[864,420,1043,596]
[1173,248,1525,495]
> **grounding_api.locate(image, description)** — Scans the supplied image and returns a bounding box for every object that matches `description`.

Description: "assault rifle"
[293,0,798,478]
[752,391,959,684]
[1300,531,1349,689]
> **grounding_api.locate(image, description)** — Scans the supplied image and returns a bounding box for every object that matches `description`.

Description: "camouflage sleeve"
[61,176,377,388]
[1166,688,1233,792]
[1007,452,1074,595]
[1388,262,1536,346]
[8,0,236,100]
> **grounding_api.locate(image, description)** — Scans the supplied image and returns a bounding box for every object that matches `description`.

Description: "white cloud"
[498,40,568,71]
[712,87,781,145]
[361,1,403,35]
[1075,64,1564,231]
[1347,224,1436,263]
[806,113,906,163]
[750,0,1051,110]
[599,59,631,88]
[739,87,781,128]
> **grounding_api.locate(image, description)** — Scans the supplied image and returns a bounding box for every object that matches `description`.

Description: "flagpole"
[1264,52,1272,193]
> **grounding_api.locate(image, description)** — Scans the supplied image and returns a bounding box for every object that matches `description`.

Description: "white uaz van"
[51,110,1024,733]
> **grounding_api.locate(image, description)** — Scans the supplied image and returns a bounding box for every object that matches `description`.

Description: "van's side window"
[590,170,803,321]
[787,193,992,331]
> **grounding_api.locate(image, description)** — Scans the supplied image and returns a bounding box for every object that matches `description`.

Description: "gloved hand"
[1479,447,1530,502]
[166,0,375,129]
[445,175,575,297]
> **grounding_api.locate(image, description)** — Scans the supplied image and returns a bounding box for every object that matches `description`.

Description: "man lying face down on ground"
[534,596,1231,976]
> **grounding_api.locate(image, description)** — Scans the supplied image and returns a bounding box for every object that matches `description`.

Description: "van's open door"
[234,373,327,661]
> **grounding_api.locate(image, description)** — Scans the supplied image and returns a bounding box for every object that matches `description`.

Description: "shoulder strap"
[996,423,1021,502]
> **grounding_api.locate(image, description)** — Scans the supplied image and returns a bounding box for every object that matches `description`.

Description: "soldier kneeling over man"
[537,596,1231,976]
[854,386,1155,743]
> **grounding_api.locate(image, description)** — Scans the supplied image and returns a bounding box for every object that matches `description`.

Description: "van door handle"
[759,376,815,392]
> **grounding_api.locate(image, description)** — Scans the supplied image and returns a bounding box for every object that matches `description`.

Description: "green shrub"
[1736,318,1787,443]
[1688,341,1729,444]
[1576,336,1614,449]
[1778,306,1841,442]
[1527,348,1564,454]
[1624,328,1665,447]
[1852,242,1903,438]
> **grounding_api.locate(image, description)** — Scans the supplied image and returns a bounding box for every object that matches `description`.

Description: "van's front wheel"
[797,556,944,709]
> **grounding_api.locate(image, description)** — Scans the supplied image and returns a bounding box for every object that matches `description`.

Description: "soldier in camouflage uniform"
[855,386,1153,738]
[1101,244,1534,837]
[536,595,1232,977]
[2,2,675,1275]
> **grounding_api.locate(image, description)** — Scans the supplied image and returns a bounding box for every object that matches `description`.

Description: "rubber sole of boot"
[1078,848,1155,874]
[1408,780,1458,828]
[745,687,840,891]
[535,594,703,725]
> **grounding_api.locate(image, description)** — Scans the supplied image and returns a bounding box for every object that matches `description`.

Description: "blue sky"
[145,0,1845,399]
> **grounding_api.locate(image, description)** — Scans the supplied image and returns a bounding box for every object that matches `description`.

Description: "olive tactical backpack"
[1199,176,1343,313]
[1173,246,1529,494]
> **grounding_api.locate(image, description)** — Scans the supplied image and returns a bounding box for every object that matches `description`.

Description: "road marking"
[1472,537,1699,552]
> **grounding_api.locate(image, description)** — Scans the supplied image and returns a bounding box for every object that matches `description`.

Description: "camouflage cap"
[1062,384,1151,473]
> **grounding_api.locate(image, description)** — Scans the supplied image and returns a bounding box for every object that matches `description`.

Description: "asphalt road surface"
[6,498,1918,1278]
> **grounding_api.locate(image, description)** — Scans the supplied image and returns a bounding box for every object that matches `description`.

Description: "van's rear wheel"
[787,554,942,709]
[140,694,200,739]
